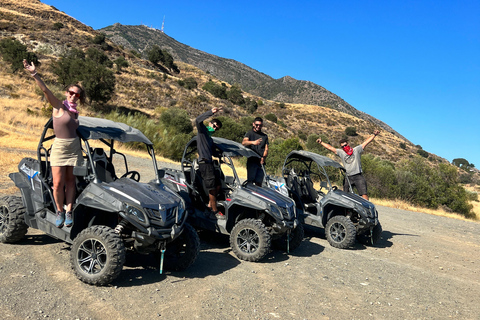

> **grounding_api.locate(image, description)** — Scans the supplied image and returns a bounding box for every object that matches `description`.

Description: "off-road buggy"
[265,150,381,249]
[159,136,304,262]
[1,116,199,285]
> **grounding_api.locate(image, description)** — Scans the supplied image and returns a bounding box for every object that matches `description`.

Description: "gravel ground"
[1,155,479,320]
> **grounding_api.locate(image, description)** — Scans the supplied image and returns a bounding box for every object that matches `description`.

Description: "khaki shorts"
[50,137,82,167]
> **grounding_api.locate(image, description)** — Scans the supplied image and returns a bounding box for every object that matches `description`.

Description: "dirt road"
[1,201,479,320]
[1,154,479,319]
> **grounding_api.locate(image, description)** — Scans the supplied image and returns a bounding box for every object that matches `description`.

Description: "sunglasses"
[212,123,219,130]
[68,90,81,98]
[254,123,263,127]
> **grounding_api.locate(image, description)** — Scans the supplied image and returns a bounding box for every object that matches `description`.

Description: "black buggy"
[266,150,381,249]
[0,116,199,285]
[160,136,304,262]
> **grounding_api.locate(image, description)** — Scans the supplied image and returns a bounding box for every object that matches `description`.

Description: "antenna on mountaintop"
[161,16,165,33]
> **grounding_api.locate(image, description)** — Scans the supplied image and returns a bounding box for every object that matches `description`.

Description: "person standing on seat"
[316,130,380,200]
[195,107,224,219]
[23,59,85,228]
[242,117,269,186]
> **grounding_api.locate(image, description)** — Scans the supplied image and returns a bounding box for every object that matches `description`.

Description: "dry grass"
[371,197,480,222]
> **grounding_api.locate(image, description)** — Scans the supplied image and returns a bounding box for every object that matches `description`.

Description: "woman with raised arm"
[23,59,85,228]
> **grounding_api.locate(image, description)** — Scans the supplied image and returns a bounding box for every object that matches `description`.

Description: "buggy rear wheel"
[230,218,271,262]
[325,215,356,249]
[70,225,126,286]
[0,196,28,243]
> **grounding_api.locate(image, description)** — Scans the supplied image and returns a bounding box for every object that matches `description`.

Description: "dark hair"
[66,84,86,104]
[211,118,222,129]
[339,138,348,145]
[253,117,263,123]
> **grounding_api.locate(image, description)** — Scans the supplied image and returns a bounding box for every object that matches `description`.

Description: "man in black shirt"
[195,107,224,219]
[242,117,269,186]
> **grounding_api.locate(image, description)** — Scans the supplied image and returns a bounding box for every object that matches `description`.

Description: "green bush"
[183,77,198,90]
[363,155,474,218]
[226,84,245,106]
[159,108,193,134]
[265,113,277,123]
[52,48,115,106]
[244,98,258,113]
[213,116,247,142]
[265,138,303,175]
[52,22,64,30]
[114,56,129,72]
[399,142,407,150]
[0,37,39,73]
[345,126,357,136]
[91,33,106,45]
[417,149,429,158]
[202,80,227,99]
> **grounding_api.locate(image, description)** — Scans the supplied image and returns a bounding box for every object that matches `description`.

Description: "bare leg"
[208,190,217,212]
[52,166,66,212]
[64,166,76,212]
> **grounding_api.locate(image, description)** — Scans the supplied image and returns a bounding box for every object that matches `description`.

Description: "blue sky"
[44,0,480,166]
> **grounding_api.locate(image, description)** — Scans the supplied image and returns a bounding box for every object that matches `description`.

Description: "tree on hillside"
[147,45,164,65]
[452,158,474,170]
[52,48,115,106]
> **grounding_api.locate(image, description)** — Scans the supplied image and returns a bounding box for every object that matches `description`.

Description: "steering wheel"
[120,171,140,181]
[332,186,338,191]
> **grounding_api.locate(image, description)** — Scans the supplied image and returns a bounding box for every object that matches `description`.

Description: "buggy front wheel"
[70,225,126,286]
[325,215,356,249]
[230,219,271,262]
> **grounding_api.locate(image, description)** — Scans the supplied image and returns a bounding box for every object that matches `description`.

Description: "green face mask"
[206,126,215,137]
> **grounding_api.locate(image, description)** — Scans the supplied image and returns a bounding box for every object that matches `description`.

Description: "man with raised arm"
[316,130,380,200]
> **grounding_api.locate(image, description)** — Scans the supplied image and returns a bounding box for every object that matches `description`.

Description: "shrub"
[159,107,193,134]
[0,37,39,73]
[183,77,198,90]
[345,126,357,136]
[214,116,246,142]
[399,142,407,150]
[417,149,429,158]
[265,113,277,123]
[202,80,227,99]
[52,48,115,105]
[114,56,129,72]
[244,98,258,114]
[265,138,303,175]
[91,33,106,44]
[52,22,64,30]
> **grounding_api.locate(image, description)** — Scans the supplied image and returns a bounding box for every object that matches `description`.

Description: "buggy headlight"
[125,203,146,223]
[269,205,283,220]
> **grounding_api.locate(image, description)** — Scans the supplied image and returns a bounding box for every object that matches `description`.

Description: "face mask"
[343,145,353,156]
[206,126,215,137]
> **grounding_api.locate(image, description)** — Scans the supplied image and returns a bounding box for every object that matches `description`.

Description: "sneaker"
[56,211,65,228]
[65,211,73,227]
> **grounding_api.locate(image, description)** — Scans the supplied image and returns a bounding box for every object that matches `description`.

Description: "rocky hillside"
[99,24,402,138]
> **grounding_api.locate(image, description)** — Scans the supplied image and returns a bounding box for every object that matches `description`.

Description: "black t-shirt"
[244,129,269,157]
